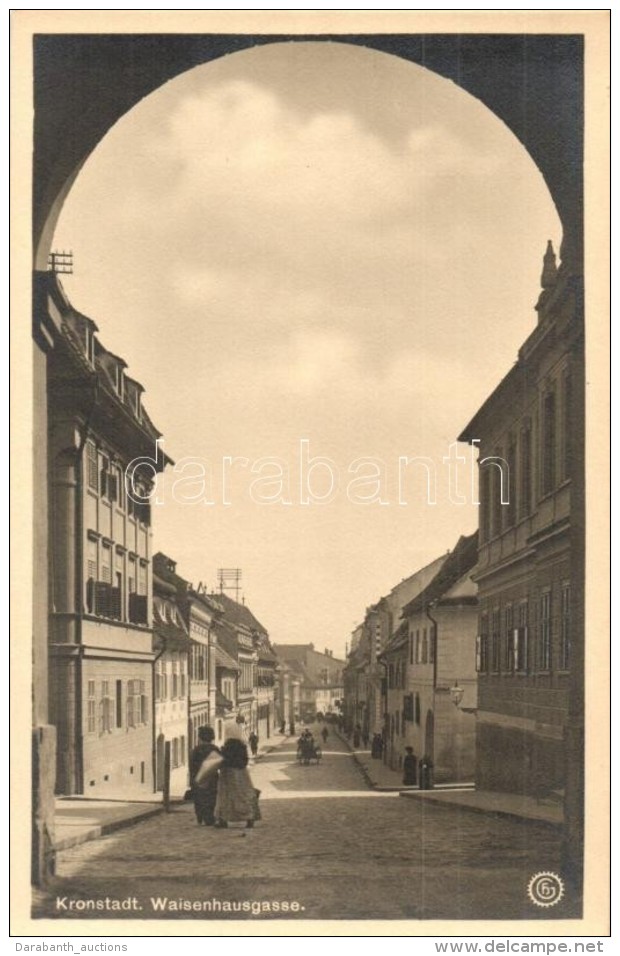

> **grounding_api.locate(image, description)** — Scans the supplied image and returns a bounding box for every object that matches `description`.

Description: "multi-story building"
[400,532,479,783]
[152,558,191,796]
[273,645,344,723]
[381,623,409,767]
[344,557,446,747]
[255,640,278,741]
[185,591,220,750]
[153,555,221,752]
[48,278,171,797]
[211,618,240,746]
[458,241,583,800]
[342,625,366,732]
[212,593,274,735]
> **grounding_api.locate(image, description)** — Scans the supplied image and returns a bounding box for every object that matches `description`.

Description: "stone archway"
[30,32,585,885]
[33,33,583,269]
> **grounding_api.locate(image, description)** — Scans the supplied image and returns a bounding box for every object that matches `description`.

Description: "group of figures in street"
[296,726,328,765]
[343,721,434,789]
[189,726,261,829]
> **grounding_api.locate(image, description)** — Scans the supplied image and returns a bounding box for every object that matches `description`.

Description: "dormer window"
[113,364,124,400]
[85,327,95,366]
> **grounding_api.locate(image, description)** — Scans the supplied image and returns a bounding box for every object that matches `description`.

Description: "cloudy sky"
[53,41,561,655]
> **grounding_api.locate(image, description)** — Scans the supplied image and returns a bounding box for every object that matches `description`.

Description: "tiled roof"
[212,592,268,636]
[216,689,234,714]
[215,644,240,672]
[257,643,278,663]
[211,619,240,661]
[401,532,479,617]
[153,622,192,653]
[378,620,409,660]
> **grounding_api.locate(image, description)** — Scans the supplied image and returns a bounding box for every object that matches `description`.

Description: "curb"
[53,804,166,852]
[398,790,564,829]
[333,730,378,790]
[252,734,289,762]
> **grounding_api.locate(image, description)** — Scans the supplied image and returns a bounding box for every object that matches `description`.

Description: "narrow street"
[34,725,578,922]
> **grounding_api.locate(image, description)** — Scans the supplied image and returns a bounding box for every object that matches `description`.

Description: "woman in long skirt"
[214,737,261,829]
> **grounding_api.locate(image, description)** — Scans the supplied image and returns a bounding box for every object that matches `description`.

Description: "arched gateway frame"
[30,31,585,890]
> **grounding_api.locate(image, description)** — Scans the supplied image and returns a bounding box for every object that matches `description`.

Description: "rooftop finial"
[541,240,558,289]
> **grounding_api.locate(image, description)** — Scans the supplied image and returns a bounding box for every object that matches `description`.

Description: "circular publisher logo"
[527,872,565,908]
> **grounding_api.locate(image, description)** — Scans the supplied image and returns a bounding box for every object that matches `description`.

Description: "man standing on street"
[248,730,259,757]
[190,726,220,826]
[403,746,418,786]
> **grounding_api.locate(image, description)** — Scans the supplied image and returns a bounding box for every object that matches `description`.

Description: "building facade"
[459,242,583,800]
[255,640,278,741]
[400,533,479,784]
[212,593,275,737]
[48,279,171,797]
[186,592,219,751]
[344,556,447,753]
[212,618,240,746]
[152,562,191,797]
[273,645,345,723]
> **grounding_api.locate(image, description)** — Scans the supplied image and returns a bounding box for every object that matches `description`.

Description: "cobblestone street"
[34,726,579,922]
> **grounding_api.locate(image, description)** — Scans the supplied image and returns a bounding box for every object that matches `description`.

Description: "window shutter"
[127,690,134,729]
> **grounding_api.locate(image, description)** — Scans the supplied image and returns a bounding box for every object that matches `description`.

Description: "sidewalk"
[337,730,562,828]
[53,796,167,851]
[334,728,466,792]
[249,729,289,763]
[333,729,408,789]
[53,730,288,852]
[400,786,564,828]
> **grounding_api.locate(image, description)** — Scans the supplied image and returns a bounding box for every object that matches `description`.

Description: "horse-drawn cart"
[297,740,322,766]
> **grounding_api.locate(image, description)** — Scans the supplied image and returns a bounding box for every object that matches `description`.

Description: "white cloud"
[53,43,562,650]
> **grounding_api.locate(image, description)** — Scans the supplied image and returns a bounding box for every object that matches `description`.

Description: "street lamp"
[450,681,465,708]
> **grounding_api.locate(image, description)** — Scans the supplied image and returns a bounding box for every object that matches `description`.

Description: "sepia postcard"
[11,9,610,938]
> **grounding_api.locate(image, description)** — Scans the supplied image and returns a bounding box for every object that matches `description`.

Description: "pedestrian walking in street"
[214,735,261,829]
[353,724,361,749]
[403,746,418,786]
[189,726,221,827]
[321,726,329,744]
[248,731,259,757]
[362,729,369,749]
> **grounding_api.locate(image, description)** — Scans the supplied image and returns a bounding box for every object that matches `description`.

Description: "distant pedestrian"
[362,729,369,749]
[189,726,220,827]
[403,746,417,786]
[371,733,383,759]
[321,726,329,744]
[214,736,261,829]
[249,731,259,757]
[353,724,361,749]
